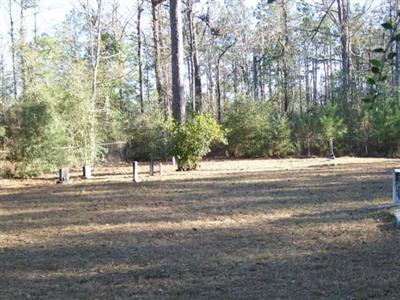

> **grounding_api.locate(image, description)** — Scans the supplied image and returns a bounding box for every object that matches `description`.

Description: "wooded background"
[0,0,399,176]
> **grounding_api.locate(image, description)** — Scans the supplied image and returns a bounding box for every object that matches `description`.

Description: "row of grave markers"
[56,163,400,226]
[132,160,165,183]
[57,157,177,184]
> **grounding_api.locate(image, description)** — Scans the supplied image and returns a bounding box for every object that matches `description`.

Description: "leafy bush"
[170,114,226,171]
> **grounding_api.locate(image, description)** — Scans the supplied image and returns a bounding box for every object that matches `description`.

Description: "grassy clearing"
[1,157,400,299]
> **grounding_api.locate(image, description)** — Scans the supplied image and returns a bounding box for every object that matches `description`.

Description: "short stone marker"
[328,138,335,160]
[82,165,92,179]
[57,168,69,184]
[393,169,400,226]
[132,161,140,182]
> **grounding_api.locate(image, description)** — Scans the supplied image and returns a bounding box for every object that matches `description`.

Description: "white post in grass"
[57,168,69,184]
[132,161,140,183]
[82,165,92,179]
[172,156,177,168]
[393,169,400,226]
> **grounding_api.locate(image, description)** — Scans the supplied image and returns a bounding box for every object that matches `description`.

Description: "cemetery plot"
[1,158,400,299]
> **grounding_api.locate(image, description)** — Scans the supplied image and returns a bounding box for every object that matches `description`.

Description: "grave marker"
[82,165,92,179]
[132,161,140,182]
[149,159,155,176]
[328,138,335,160]
[393,169,400,226]
[172,156,177,168]
[57,168,69,184]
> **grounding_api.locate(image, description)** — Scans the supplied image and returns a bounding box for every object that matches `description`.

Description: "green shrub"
[125,108,170,161]
[370,100,400,156]
[224,98,269,157]
[319,104,347,154]
[10,101,67,177]
[170,114,226,171]
[292,108,321,156]
[265,113,294,157]
[224,97,293,158]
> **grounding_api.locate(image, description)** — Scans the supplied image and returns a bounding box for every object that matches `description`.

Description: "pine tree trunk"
[253,55,258,100]
[233,63,238,96]
[337,0,350,99]
[281,0,290,112]
[260,58,266,101]
[216,42,234,123]
[152,0,168,117]
[216,62,222,122]
[85,0,102,164]
[312,51,317,104]
[268,63,272,99]
[137,0,144,113]
[305,56,310,109]
[323,56,329,105]
[19,0,27,96]
[187,0,202,112]
[170,0,185,125]
[8,0,17,100]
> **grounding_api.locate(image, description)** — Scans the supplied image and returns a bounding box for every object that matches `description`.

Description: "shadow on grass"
[0,168,392,232]
[1,165,399,298]
[2,223,400,299]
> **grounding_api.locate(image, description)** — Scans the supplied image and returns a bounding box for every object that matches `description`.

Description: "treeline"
[0,0,399,177]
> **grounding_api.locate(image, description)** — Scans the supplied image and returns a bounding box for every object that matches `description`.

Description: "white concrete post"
[57,168,69,184]
[82,165,92,179]
[172,156,177,168]
[132,161,140,183]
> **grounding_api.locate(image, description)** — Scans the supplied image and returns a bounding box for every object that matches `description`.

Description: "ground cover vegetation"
[0,0,400,177]
[1,158,400,299]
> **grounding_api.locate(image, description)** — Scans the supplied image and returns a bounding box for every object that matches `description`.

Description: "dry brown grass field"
[1,157,400,299]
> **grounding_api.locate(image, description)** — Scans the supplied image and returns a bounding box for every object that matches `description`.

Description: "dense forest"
[0,0,399,177]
